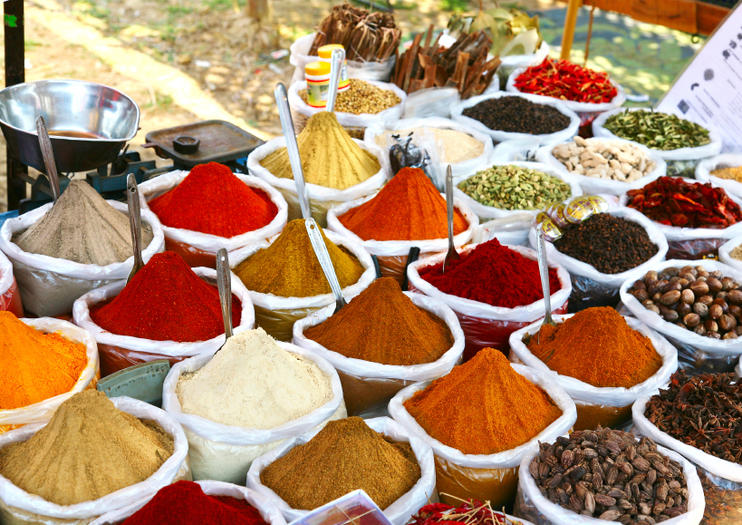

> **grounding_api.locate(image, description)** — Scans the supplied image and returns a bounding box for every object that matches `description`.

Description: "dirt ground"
[0,0,558,210]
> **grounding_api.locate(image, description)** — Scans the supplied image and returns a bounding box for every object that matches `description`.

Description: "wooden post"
[561,0,583,60]
[4,0,26,210]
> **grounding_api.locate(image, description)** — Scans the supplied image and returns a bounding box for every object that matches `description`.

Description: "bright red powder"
[91,251,241,341]
[122,481,267,525]
[419,238,560,308]
[148,162,278,237]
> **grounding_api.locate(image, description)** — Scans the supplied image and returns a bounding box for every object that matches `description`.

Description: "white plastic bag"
[72,267,255,376]
[527,207,669,309]
[288,80,406,132]
[619,190,742,259]
[452,92,580,147]
[0,201,165,317]
[0,396,189,524]
[229,230,376,341]
[695,153,742,199]
[496,41,550,81]
[247,416,436,525]
[292,291,465,415]
[91,480,287,525]
[473,214,533,246]
[506,67,626,126]
[593,107,723,177]
[138,170,288,267]
[514,441,705,525]
[363,117,493,182]
[619,258,742,372]
[718,236,742,272]
[535,138,667,196]
[509,313,677,430]
[289,33,396,84]
[0,317,99,433]
[161,340,346,483]
[0,248,22,316]
[388,364,576,507]
[454,161,582,221]
[491,139,542,163]
[247,137,389,225]
[326,193,478,283]
[401,88,461,119]
[633,395,742,485]
[407,243,572,359]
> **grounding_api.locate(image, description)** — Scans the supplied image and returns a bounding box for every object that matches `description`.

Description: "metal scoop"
[126,173,145,282]
[326,47,345,113]
[216,248,234,349]
[35,115,62,201]
[305,218,346,313]
[274,82,311,219]
[536,229,556,344]
[442,165,459,273]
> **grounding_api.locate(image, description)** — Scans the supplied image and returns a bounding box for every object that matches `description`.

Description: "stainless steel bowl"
[0,79,140,173]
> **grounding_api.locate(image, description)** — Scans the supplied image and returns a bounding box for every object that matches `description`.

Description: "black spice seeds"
[645,370,741,463]
[462,96,570,135]
[553,213,658,274]
[530,428,690,524]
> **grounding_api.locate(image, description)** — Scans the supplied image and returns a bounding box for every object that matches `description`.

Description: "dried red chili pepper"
[407,500,518,525]
[514,58,617,104]
[626,176,742,229]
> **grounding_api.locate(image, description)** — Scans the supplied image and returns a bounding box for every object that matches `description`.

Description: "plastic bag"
[718,236,742,272]
[289,33,396,84]
[451,92,580,147]
[514,441,705,525]
[618,190,742,259]
[473,215,533,246]
[326,193,478,284]
[593,107,723,177]
[72,267,255,376]
[161,340,346,483]
[247,416,436,525]
[527,207,669,310]
[401,88,461,119]
[292,291,465,415]
[0,249,22,316]
[407,243,572,360]
[696,153,742,200]
[0,396,189,524]
[619,258,742,373]
[288,80,406,134]
[0,201,165,317]
[247,137,389,225]
[491,139,542,163]
[495,41,550,87]
[91,480,287,525]
[138,170,288,268]
[534,139,667,196]
[454,161,582,221]
[363,117,494,183]
[509,313,677,430]
[388,364,576,508]
[506,68,626,127]
[229,230,376,341]
[0,317,99,434]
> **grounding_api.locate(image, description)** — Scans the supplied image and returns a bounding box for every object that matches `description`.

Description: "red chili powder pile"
[148,162,277,237]
[338,167,468,241]
[91,251,241,341]
[122,481,267,525]
[419,238,559,308]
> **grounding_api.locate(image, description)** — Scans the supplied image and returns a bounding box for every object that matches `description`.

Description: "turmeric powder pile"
[0,311,88,410]
[259,112,380,190]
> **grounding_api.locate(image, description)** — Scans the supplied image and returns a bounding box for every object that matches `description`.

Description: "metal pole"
[4,0,26,210]
[561,0,583,60]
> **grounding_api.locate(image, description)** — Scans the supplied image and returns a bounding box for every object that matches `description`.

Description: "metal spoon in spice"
[35,116,62,201]
[536,229,555,344]
[305,217,346,313]
[274,82,311,219]
[126,173,145,282]
[325,47,345,114]
[442,165,459,273]
[216,248,234,349]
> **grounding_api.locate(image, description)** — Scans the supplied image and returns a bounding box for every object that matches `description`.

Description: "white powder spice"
[176,328,332,429]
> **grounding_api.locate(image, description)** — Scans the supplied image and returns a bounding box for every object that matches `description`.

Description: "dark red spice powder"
[91,251,241,341]
[419,238,560,308]
[122,481,267,525]
[148,162,277,237]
